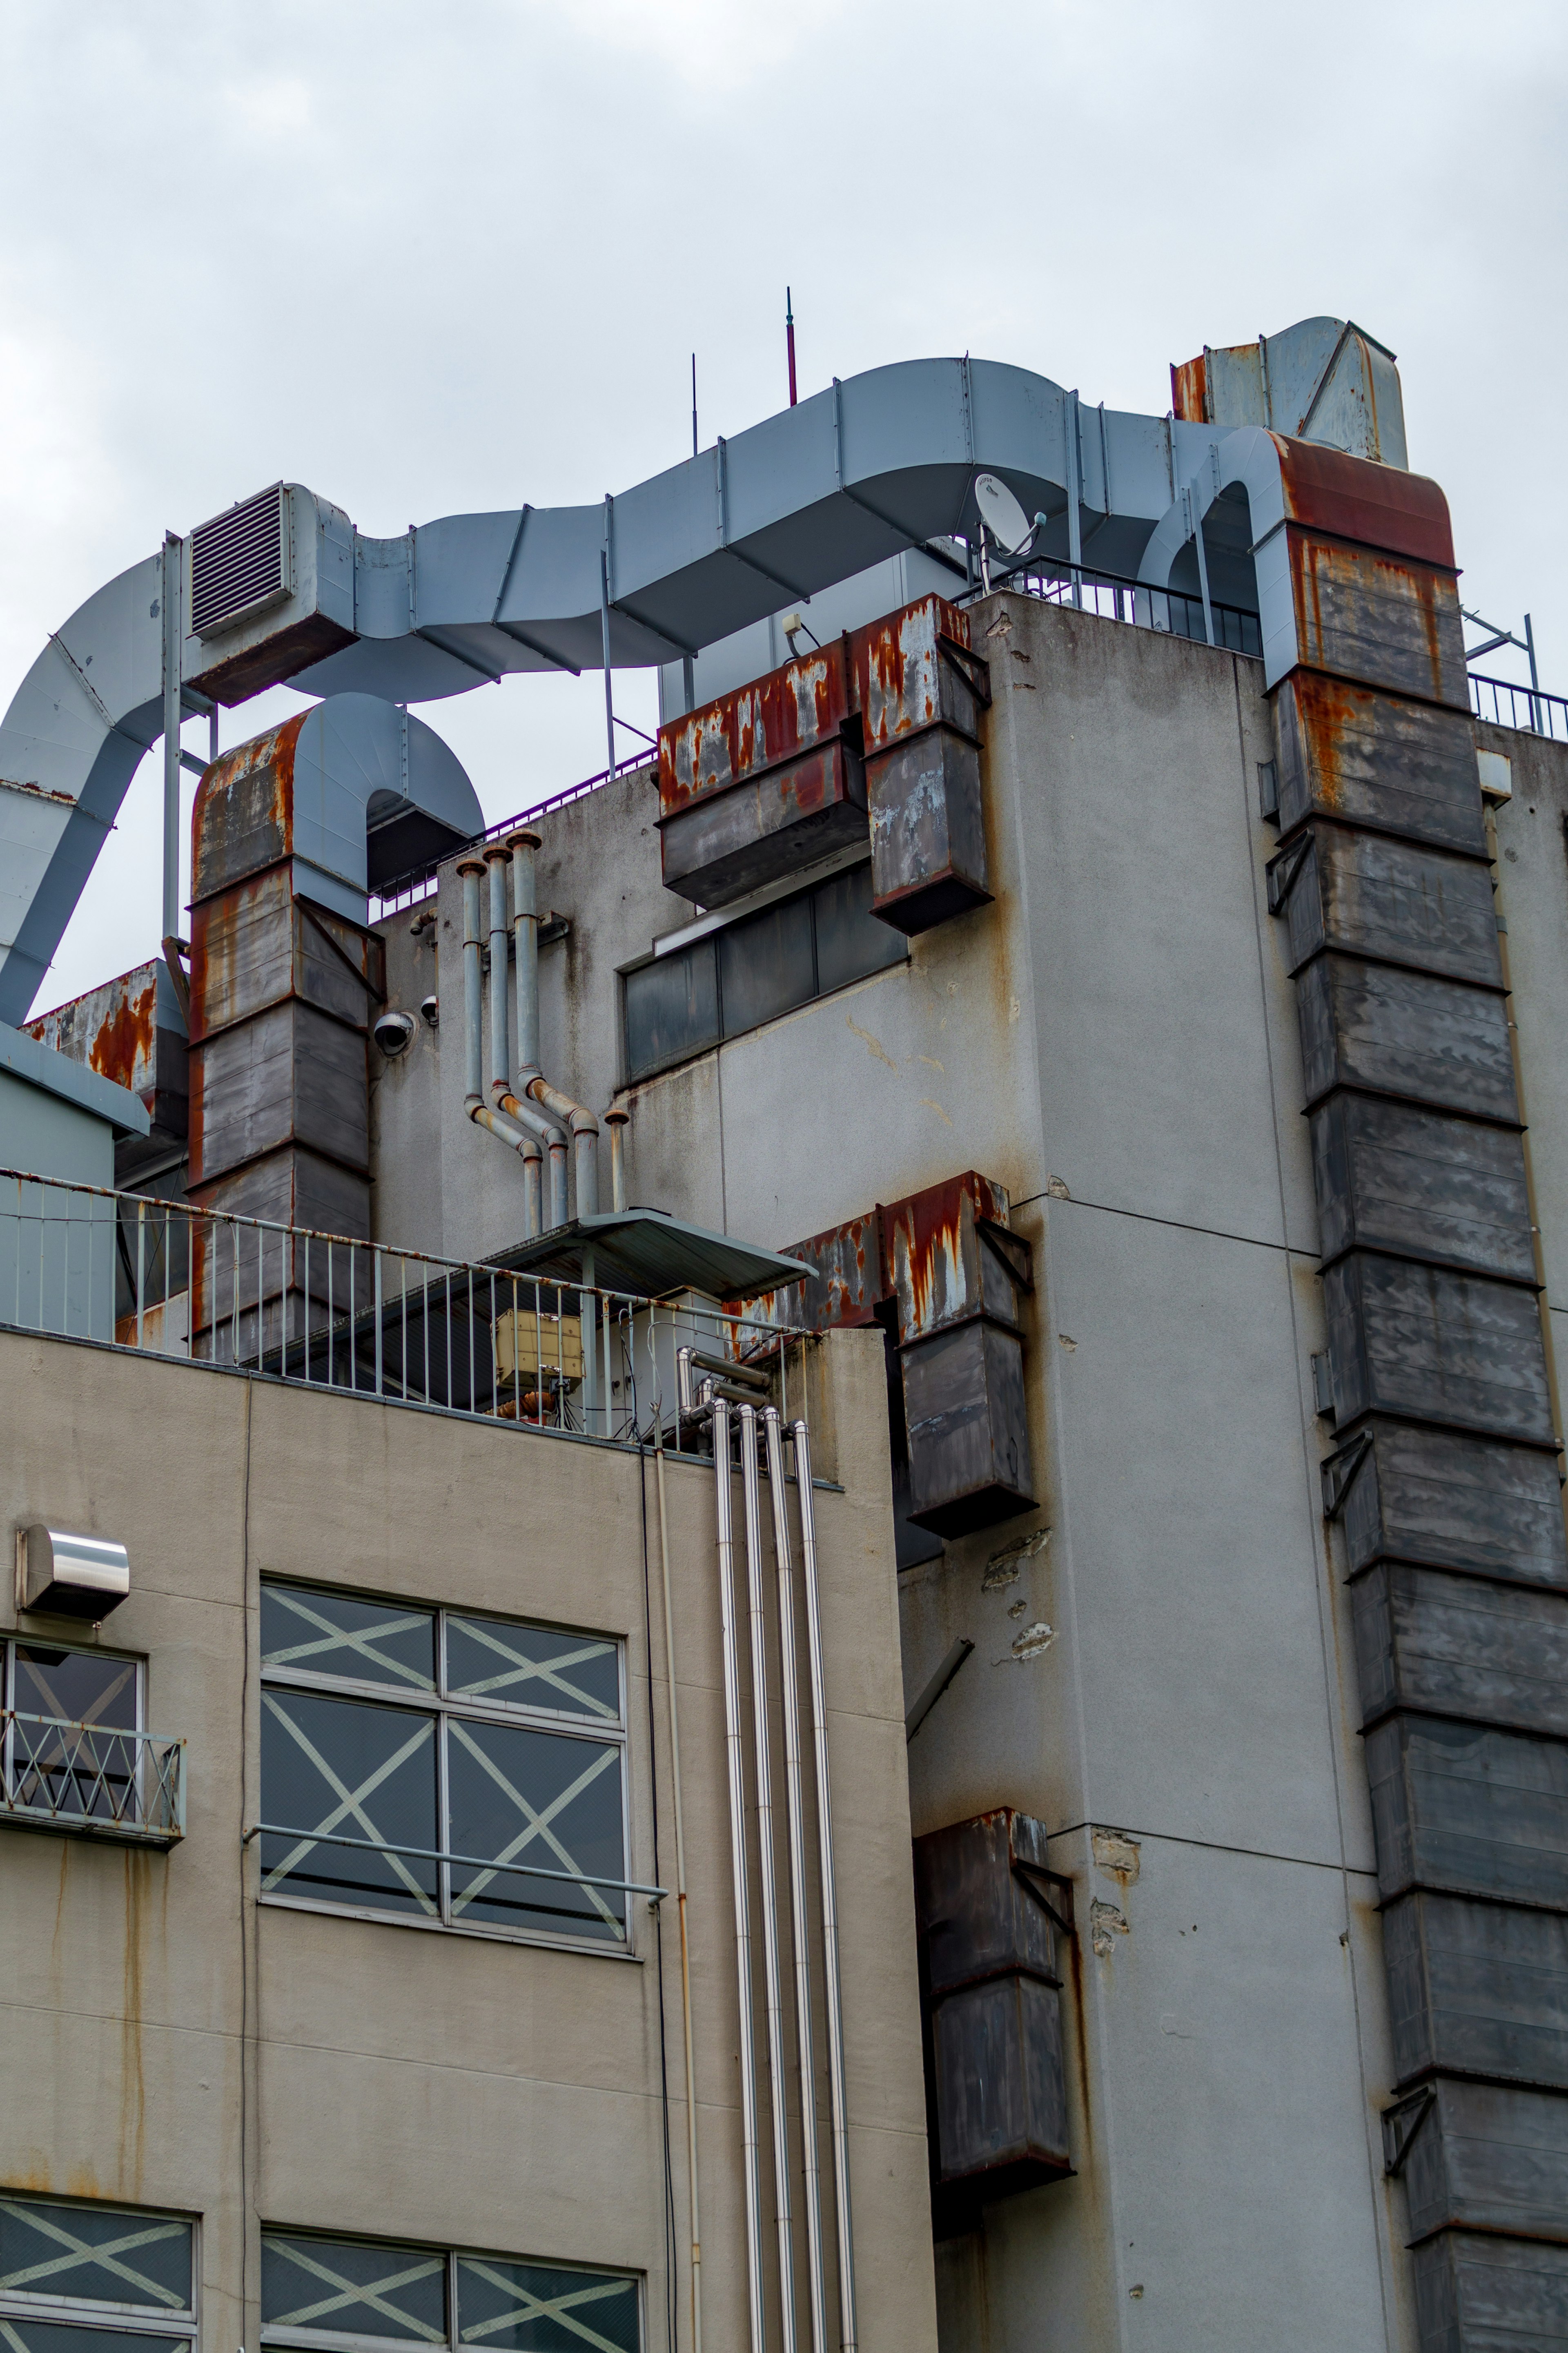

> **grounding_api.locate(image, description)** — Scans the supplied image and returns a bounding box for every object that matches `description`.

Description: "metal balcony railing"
[1,1712,185,1847]
[0,1167,804,1456]
[1468,671,1568,743]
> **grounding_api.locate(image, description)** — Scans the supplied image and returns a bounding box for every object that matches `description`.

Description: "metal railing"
[373,750,659,918]
[0,1167,805,1453]
[958,555,1263,658]
[1469,671,1568,743]
[1,1711,185,1847]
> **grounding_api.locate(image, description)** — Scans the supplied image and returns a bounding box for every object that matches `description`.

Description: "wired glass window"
[2,1642,141,1822]
[261,2230,638,2353]
[0,2193,196,2353]
[258,1583,628,1947]
[622,858,905,1081]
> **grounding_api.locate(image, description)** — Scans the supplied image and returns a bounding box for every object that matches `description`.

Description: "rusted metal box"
[913,1810,1072,2229]
[853,598,992,935]
[1272,675,1486,855]
[1412,2226,1568,2352]
[1323,1253,1554,1446]
[657,640,862,907]
[1325,1419,1568,1589]
[1392,2077,1568,2246]
[1384,1890,1568,2091]
[1310,1096,1534,1284]
[1365,1713,1568,1909]
[1296,954,1517,1122]
[1352,1561,1568,1740]
[24,959,189,1175]
[1286,536,1470,711]
[1269,822,1501,988]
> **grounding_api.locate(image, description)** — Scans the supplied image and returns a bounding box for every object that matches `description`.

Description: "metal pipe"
[790,1419,856,2353]
[740,1403,798,2353]
[606,1107,629,1212]
[485,846,512,1093]
[459,861,486,1104]
[161,535,182,943]
[507,824,597,1218]
[492,1086,564,1236]
[764,1407,826,2353]
[714,1398,767,2353]
[508,827,541,1073]
[654,1431,702,2353]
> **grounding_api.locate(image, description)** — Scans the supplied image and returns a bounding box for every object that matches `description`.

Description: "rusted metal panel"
[1413,2226,1568,2346]
[1285,531,1470,711]
[1393,2077,1568,2245]
[727,1210,885,1347]
[1296,954,1517,1122]
[914,1809,1062,1996]
[1365,1712,1568,1909]
[1273,672,1487,855]
[1324,1252,1554,1446]
[191,712,307,902]
[1327,1421,1568,1588]
[902,1319,1035,1535]
[188,610,356,710]
[189,1001,369,1186]
[848,596,978,752]
[189,1146,370,1340]
[1170,352,1207,423]
[1274,435,1456,571]
[867,730,991,936]
[1353,1563,1568,1742]
[189,871,296,1040]
[1310,1096,1535,1284]
[26,963,163,1106]
[1270,823,1502,989]
[657,640,851,816]
[1384,1890,1568,2092]
[659,737,867,908]
[882,1171,1023,1346]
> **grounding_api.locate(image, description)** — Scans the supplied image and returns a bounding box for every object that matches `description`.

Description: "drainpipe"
[460,857,543,1211]
[508,827,600,1217]
[496,826,568,1227]
[606,1106,629,1211]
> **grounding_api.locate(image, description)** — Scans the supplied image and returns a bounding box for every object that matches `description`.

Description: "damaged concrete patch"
[1090,1898,1129,1958]
[1091,1827,1142,1884]
[982,1525,1050,1589]
[1009,1621,1055,1662]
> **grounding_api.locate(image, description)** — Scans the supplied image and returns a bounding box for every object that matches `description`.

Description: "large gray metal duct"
[0,330,1399,1026]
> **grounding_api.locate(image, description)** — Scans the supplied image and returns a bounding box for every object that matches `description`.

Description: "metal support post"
[161,535,183,944]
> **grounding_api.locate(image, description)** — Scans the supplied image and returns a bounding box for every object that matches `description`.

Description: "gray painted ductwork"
[0,320,1400,1027]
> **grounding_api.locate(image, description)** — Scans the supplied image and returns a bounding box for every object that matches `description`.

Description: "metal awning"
[488,1208,808,1301]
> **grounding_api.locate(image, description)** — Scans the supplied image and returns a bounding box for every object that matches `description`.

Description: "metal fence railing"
[0,1167,806,1454]
[1,1712,185,1847]
[958,558,1264,659]
[373,751,659,919]
[1469,671,1568,743]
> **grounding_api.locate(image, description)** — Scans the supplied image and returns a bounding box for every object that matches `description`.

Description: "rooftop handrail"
[1469,670,1568,744]
[373,747,659,915]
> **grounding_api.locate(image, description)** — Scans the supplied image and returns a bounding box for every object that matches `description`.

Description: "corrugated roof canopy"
[488,1209,808,1302]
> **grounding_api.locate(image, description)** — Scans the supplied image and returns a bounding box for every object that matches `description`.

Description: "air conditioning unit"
[183,482,357,705]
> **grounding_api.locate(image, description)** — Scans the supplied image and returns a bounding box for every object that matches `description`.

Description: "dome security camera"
[373,1010,417,1058]
[419,995,439,1030]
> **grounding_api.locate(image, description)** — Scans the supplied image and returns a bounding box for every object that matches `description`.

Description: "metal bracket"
[1381,2085,1435,2178]
[978,1216,1033,1293]
[938,633,992,709]
[1012,1859,1077,1946]
[1321,1426,1374,1520]
[295,895,388,1006]
[1265,831,1312,916]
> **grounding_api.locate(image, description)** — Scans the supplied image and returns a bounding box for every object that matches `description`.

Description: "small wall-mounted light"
[16,1526,130,1618]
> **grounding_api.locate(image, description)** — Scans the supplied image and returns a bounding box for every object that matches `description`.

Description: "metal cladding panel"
[766,1210,886,1334]
[930,1974,1070,2183]
[1275,435,1456,570]
[1296,955,1518,1121]
[1274,825,1502,988]
[23,961,168,1106]
[1412,2229,1568,2351]
[1352,1563,1568,1739]
[1325,1252,1554,1445]
[1399,2079,1568,2246]
[1364,1713,1568,1908]
[1310,1097,1535,1282]
[188,1001,368,1185]
[913,1810,1059,1997]
[883,1171,1023,1346]
[190,1146,370,1240]
[902,1318,1035,1536]
[1286,531,1470,711]
[1273,674,1487,854]
[189,1148,370,1335]
[867,730,991,936]
[657,639,851,813]
[848,595,979,752]
[190,713,307,902]
[1330,1421,1568,1587]
[1384,1892,1568,2090]
[658,738,868,907]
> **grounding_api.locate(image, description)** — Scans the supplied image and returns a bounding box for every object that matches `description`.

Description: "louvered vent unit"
[189,484,290,638]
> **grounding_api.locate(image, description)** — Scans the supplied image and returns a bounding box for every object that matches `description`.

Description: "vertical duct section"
[1261,444,1568,2344]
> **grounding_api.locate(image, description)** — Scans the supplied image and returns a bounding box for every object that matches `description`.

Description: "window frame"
[257,1583,632,1958]
[0,2189,199,2351]
[258,2231,641,2353]
[619,851,908,1085]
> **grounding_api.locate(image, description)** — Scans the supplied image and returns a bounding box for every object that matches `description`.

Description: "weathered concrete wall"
[0,1323,935,2353]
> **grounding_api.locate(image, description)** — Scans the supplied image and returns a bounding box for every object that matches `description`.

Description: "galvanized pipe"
[160,535,182,944]
[790,1420,856,2353]
[506,825,597,1218]
[654,1427,703,2353]
[460,857,541,1208]
[714,1396,767,2353]
[740,1403,798,2353]
[606,1107,629,1212]
[764,1406,826,2353]
[508,827,542,1074]
[485,846,512,1094]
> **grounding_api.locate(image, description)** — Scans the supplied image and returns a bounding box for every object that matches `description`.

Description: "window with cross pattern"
[258,1582,628,1947]
[261,2230,638,2353]
[0,2192,196,2353]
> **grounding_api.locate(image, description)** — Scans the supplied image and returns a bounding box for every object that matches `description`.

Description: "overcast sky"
[4,0,1564,1011]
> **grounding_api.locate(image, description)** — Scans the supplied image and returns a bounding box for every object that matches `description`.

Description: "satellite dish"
[973,472,1033,556]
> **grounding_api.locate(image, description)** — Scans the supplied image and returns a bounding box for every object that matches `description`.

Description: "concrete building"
[5,316,1568,2353]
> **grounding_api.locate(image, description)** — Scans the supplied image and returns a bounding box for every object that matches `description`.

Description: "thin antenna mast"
[691,354,698,457]
[786,288,798,406]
